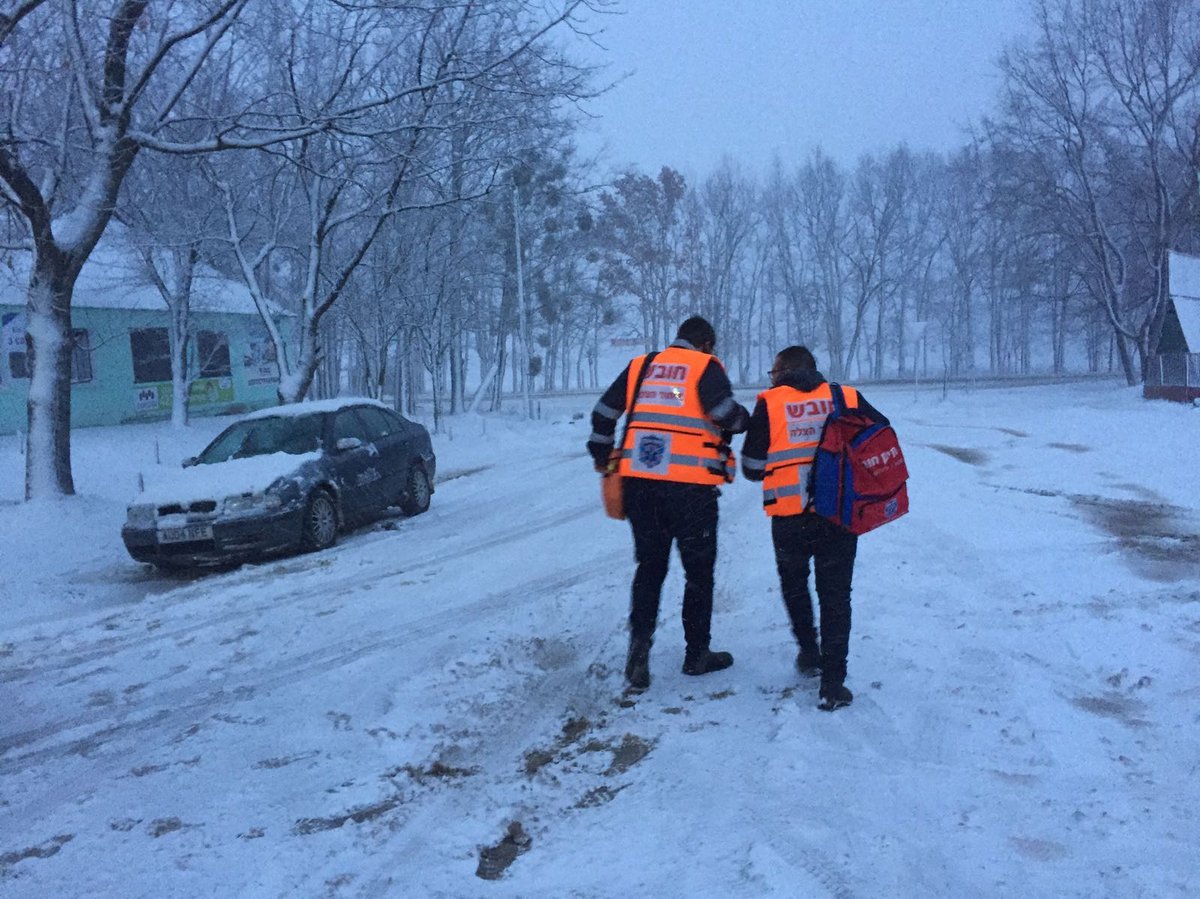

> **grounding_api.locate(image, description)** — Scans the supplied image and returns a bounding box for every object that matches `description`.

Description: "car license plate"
[158,524,214,544]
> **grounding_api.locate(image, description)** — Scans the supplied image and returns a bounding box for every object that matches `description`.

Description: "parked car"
[122,398,436,568]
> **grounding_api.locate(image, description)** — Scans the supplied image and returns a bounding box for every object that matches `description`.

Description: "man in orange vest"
[588,316,750,693]
[741,345,889,711]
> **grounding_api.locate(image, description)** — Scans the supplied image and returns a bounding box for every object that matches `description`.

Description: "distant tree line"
[2,0,1198,499]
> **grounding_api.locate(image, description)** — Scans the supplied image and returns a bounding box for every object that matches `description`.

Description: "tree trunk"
[24,264,76,499]
[170,316,191,428]
[449,314,462,414]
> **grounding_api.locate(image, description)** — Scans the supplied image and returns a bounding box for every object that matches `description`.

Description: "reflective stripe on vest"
[627,410,723,437]
[618,347,733,485]
[620,449,727,471]
[763,483,806,504]
[758,382,859,516]
[766,446,816,465]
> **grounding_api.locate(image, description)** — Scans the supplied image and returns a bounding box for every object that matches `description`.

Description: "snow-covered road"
[1,381,1198,897]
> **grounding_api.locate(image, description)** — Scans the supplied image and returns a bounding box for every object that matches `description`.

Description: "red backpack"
[809,384,908,535]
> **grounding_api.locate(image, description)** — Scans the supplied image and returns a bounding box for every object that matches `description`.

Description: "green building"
[1,242,288,435]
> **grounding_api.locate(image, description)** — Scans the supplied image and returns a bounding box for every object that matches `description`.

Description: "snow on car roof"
[135,451,322,506]
[239,397,391,421]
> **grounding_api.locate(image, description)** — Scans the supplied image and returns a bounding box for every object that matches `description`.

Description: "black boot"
[625,638,651,692]
[796,646,822,678]
[817,682,853,712]
[681,647,734,676]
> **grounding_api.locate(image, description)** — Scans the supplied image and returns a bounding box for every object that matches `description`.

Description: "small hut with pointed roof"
[1145,250,1200,403]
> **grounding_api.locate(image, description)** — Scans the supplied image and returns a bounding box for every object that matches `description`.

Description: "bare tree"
[119,151,228,427]
[844,149,910,379]
[938,147,985,375]
[795,151,851,378]
[1,0,600,498]
[997,0,1200,385]
[1,0,251,496]
[686,157,758,381]
[220,2,597,409]
[762,157,816,355]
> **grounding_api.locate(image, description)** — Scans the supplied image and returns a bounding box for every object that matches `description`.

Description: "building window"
[130,328,172,384]
[2,318,91,383]
[71,329,93,383]
[196,330,231,378]
[8,350,28,380]
[2,312,27,380]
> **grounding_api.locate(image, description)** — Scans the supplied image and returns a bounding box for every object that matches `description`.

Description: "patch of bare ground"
[1069,495,1200,582]
[928,444,990,466]
[253,750,321,770]
[377,757,478,788]
[989,485,1200,583]
[605,734,654,775]
[1047,442,1091,453]
[574,784,628,808]
[522,716,592,777]
[1101,478,1167,503]
[293,796,404,835]
[1070,693,1151,728]
[0,834,73,868]
[148,817,189,838]
[1010,836,1070,861]
[475,821,532,881]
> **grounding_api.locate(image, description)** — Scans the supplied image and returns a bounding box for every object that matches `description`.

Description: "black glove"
[587,441,612,471]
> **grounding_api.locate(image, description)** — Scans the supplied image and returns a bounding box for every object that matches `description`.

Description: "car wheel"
[302,490,339,551]
[400,465,432,516]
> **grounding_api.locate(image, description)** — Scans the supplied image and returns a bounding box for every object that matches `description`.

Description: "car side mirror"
[336,437,363,452]
[182,456,198,468]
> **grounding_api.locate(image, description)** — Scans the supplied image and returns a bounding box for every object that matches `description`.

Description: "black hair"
[676,315,716,349]
[775,345,817,372]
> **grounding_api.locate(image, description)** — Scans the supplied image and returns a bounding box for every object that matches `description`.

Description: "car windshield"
[197,414,324,464]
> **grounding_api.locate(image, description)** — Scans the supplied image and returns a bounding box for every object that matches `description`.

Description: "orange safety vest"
[759,382,859,516]
[617,346,735,485]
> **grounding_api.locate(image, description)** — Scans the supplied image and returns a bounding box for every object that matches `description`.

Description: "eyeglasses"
[767,368,784,379]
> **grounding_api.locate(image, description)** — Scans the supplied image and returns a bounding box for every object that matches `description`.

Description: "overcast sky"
[575,0,1034,178]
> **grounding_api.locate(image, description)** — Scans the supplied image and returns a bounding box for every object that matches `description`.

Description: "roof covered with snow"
[1169,250,1200,351]
[0,227,288,317]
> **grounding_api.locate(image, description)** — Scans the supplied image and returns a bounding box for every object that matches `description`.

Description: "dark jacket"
[741,370,887,482]
[587,339,750,469]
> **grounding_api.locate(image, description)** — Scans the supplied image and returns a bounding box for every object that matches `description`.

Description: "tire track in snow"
[322,608,631,896]
[0,547,625,783]
[1,499,601,685]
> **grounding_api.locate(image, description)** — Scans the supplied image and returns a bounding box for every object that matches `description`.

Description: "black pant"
[771,513,857,685]
[623,477,720,652]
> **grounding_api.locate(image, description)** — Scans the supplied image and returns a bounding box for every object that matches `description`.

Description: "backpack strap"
[828,382,846,414]
[616,351,659,457]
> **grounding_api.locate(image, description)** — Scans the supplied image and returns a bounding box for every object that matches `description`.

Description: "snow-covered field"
[1,379,1197,897]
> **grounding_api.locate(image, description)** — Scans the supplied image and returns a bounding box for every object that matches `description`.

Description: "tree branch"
[0,0,48,47]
